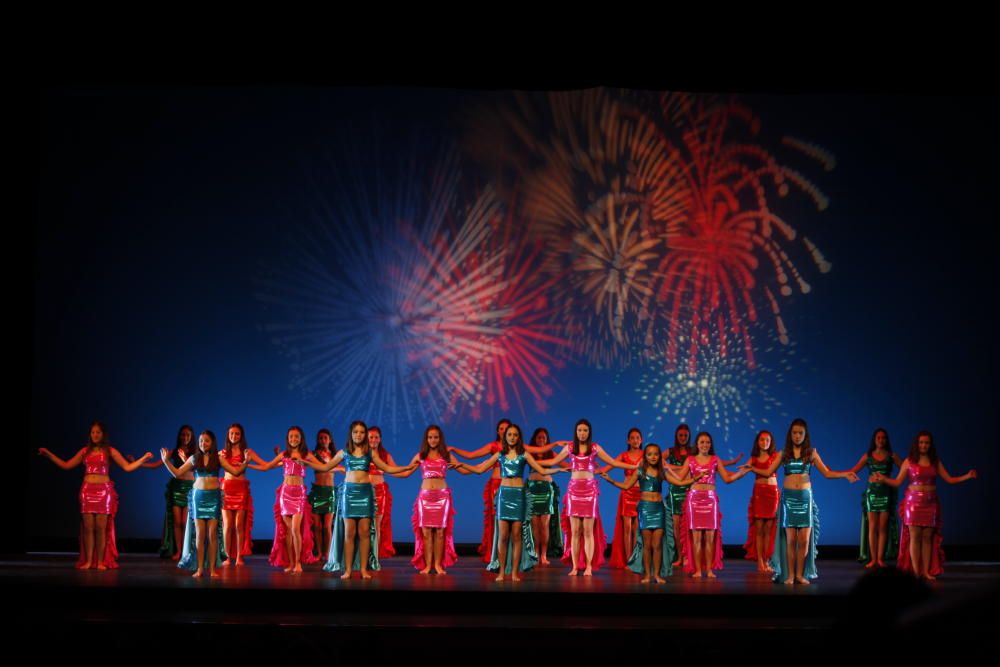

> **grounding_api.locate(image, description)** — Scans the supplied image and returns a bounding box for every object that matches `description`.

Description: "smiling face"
[627,429,642,450]
[90,424,104,445]
[757,432,772,451]
[426,427,441,450]
[368,429,381,449]
[676,427,690,447]
[199,433,214,453]
[696,434,712,455]
[874,430,888,450]
[287,428,302,450]
[533,430,548,446]
[228,426,242,446]
[317,431,332,449]
[917,434,931,454]
[180,428,193,447]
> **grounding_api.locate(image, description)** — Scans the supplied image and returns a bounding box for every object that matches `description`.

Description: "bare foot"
[783,577,794,585]
[640,576,651,583]
[340,571,352,579]
[540,557,550,565]
[432,567,447,575]
[222,559,232,567]
[292,565,303,574]
[671,560,682,568]
[511,574,521,582]
[691,571,703,578]
[283,566,293,573]
[76,562,92,570]
[360,570,372,580]
[495,574,505,582]
[171,553,181,562]
[654,576,666,584]
[209,570,220,578]
[96,564,107,571]
[924,574,937,581]
[192,570,203,578]
[756,563,768,573]
[876,560,886,568]
[706,571,716,578]
[795,576,810,585]
[583,567,593,577]
[235,558,245,567]
[418,568,430,575]
[864,560,877,569]
[568,569,578,576]
[764,563,774,573]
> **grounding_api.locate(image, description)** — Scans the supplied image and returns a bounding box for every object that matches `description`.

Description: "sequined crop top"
[783,457,811,475]
[84,449,109,475]
[499,453,528,478]
[907,462,937,486]
[866,455,893,477]
[420,457,448,479]
[283,458,307,477]
[568,446,598,472]
[688,456,718,485]
[344,451,372,472]
[752,452,779,478]
[637,468,663,493]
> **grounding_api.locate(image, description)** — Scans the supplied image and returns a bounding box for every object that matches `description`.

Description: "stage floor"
[8,553,999,659]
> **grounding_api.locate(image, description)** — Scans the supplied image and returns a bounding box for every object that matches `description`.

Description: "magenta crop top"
[421,457,448,479]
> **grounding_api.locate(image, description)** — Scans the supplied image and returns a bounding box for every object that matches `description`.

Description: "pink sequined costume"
[560,446,607,570]
[77,448,119,569]
[679,455,724,573]
[269,457,318,567]
[410,457,458,571]
[897,462,945,576]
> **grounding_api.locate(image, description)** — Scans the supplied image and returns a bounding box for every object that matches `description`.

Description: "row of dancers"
[37,418,977,583]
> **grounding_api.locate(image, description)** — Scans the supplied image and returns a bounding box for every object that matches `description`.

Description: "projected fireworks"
[261,90,834,436]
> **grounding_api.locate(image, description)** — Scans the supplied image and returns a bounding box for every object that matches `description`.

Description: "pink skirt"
[79,481,116,514]
[565,478,600,517]
[415,488,452,528]
[278,483,307,516]
[902,488,939,527]
[685,489,721,530]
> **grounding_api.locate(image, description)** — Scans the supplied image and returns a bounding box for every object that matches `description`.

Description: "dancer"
[219,423,267,566]
[308,428,342,561]
[367,425,398,559]
[38,422,152,569]
[526,427,563,563]
[160,430,248,577]
[743,430,780,573]
[848,428,902,568]
[873,430,976,580]
[671,432,751,578]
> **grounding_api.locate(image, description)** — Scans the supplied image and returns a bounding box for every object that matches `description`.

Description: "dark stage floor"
[8,552,999,659]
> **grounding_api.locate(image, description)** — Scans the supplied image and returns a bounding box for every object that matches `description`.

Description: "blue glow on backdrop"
[32,87,997,547]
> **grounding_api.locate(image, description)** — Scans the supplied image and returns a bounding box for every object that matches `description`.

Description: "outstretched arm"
[449,442,497,459]
[111,448,153,472]
[599,470,638,490]
[938,461,977,484]
[303,450,344,472]
[372,449,416,475]
[251,451,286,472]
[159,450,195,478]
[455,452,501,475]
[524,452,567,476]
[596,446,638,470]
[38,447,87,471]
[717,459,750,484]
[812,450,859,482]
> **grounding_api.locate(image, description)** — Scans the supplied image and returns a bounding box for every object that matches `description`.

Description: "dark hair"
[693,431,716,456]
[223,423,248,461]
[502,423,526,456]
[626,427,643,448]
[194,430,220,474]
[571,418,593,456]
[908,430,938,466]
[781,418,813,464]
[346,420,370,456]
[867,428,893,458]
[175,424,195,458]
[314,428,337,460]
[496,418,512,440]
[750,430,775,459]
[368,425,390,461]
[284,426,307,458]
[419,424,446,460]
[669,423,691,460]
[531,427,552,460]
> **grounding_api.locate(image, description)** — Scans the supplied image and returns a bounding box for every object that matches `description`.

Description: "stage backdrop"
[32,87,997,547]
